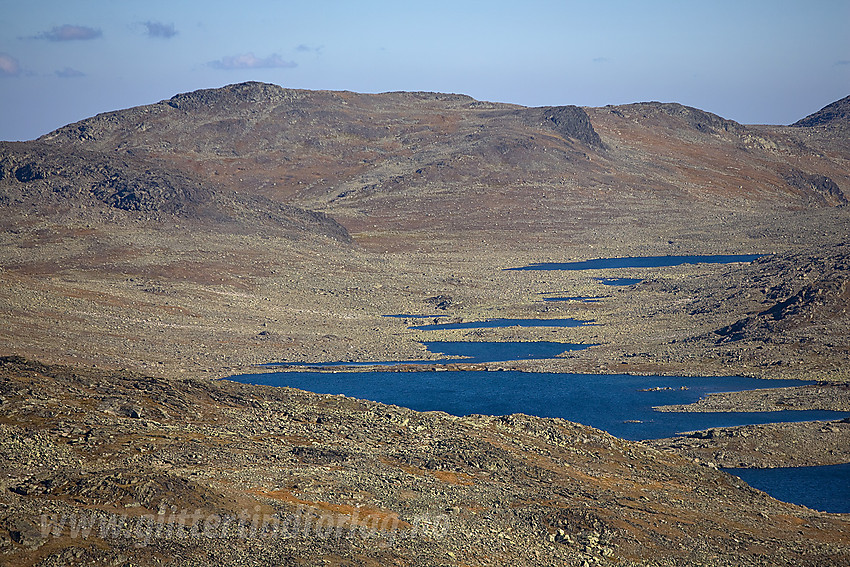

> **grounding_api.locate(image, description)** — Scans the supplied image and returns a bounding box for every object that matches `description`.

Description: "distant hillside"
[712,244,850,371]
[792,95,850,127]
[15,82,845,244]
[41,82,604,150]
[2,83,850,387]
[0,140,352,242]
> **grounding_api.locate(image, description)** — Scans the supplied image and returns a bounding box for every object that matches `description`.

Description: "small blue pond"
[421,341,594,362]
[410,318,594,330]
[270,341,595,367]
[543,296,606,302]
[509,254,764,271]
[596,277,643,286]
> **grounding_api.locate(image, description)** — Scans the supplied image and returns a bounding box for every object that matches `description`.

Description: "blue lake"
[410,318,594,330]
[728,463,850,513]
[509,254,764,271]
[596,277,643,286]
[543,296,606,302]
[271,341,595,368]
[229,365,850,511]
[227,369,847,441]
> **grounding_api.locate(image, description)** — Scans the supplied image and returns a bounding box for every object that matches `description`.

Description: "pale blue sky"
[1,0,848,141]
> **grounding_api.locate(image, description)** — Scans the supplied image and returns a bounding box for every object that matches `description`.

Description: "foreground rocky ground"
[2,357,849,566]
[649,418,850,469]
[655,383,850,414]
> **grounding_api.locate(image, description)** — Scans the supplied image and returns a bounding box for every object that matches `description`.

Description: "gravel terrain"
[649,418,850,468]
[2,357,849,566]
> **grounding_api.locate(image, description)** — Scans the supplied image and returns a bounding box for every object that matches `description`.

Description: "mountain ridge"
[20,82,849,221]
[792,95,850,128]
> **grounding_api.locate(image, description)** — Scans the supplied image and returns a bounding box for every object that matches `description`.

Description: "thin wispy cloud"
[33,24,102,41]
[209,52,297,70]
[592,57,610,63]
[0,53,21,77]
[296,44,324,54]
[56,67,85,78]
[835,60,850,67]
[143,21,178,39]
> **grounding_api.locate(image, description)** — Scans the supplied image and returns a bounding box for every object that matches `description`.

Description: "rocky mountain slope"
[0,140,351,242]
[792,95,850,128]
[27,82,850,227]
[601,243,850,380]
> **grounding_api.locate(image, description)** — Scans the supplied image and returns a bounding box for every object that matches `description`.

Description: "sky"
[1,0,848,141]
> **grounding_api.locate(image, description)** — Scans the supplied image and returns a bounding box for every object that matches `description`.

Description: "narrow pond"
[273,341,595,367]
[596,277,644,286]
[509,254,764,271]
[409,318,594,330]
[542,295,606,302]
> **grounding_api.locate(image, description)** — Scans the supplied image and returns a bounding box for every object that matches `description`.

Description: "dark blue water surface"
[509,254,764,271]
[227,369,847,441]
[421,341,594,362]
[596,277,643,286]
[410,318,594,330]
[543,296,606,302]
[727,464,850,513]
[267,341,596,368]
